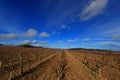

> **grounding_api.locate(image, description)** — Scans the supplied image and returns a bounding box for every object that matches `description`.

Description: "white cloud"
[40,32,50,38]
[0,29,37,40]
[20,40,39,45]
[67,39,79,43]
[0,33,18,40]
[21,40,32,45]
[80,0,108,21]
[24,29,37,37]
[82,38,91,42]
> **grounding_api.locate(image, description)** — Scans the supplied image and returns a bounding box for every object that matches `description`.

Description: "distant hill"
[19,44,43,48]
[68,48,112,51]
[19,44,35,47]
[68,48,84,50]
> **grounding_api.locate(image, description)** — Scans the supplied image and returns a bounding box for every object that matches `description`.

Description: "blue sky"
[0,0,120,51]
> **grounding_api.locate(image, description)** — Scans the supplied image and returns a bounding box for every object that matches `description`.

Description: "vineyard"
[0,45,120,80]
[68,49,120,80]
[0,46,61,80]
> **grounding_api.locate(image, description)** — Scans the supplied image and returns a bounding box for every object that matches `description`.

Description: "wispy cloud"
[80,0,108,21]
[80,18,120,41]
[52,31,56,34]
[39,41,48,44]
[95,20,120,39]
[82,38,91,42]
[99,27,120,37]
[84,44,96,46]
[99,42,120,46]
[57,40,64,44]
[112,34,120,40]
[40,32,50,38]
[67,39,79,43]
[61,24,69,29]
[39,41,49,47]
[94,38,103,40]
[52,31,61,35]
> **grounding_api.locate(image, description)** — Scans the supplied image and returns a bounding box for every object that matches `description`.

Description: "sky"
[0,0,120,51]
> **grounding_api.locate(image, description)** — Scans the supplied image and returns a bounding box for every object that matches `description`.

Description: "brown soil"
[0,46,119,80]
[11,50,95,80]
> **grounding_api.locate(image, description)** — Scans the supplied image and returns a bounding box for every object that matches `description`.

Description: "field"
[0,45,120,80]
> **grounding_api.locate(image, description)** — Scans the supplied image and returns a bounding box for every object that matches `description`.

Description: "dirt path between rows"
[64,50,95,80]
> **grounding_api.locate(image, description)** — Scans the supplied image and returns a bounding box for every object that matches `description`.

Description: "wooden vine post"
[0,61,2,68]
[19,51,23,75]
[98,68,101,77]
[9,71,13,80]
[27,60,30,70]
